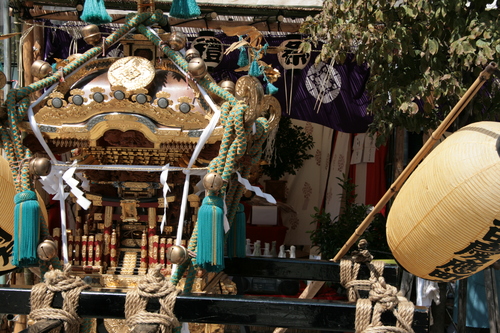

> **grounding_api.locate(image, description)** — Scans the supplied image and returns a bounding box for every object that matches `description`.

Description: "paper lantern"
[0,156,17,273]
[191,31,224,71]
[277,35,311,70]
[387,121,500,281]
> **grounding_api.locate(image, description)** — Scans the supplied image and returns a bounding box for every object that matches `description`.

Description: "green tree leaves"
[301,0,500,144]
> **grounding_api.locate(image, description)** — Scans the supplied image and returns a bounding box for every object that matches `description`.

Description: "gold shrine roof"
[23,56,223,149]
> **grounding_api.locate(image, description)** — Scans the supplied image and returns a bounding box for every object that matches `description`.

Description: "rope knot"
[126,264,181,333]
[369,277,399,311]
[29,265,90,333]
[351,239,374,263]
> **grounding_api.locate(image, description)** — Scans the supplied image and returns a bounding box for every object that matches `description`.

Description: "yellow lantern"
[387,121,500,281]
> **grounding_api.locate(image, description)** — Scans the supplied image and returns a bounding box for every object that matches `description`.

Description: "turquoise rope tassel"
[249,58,261,76]
[81,0,112,24]
[266,82,279,95]
[237,36,249,67]
[169,0,201,19]
[227,203,246,258]
[12,191,40,267]
[196,195,225,272]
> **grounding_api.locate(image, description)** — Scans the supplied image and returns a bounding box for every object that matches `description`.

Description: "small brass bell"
[203,172,223,191]
[168,31,187,51]
[82,24,102,46]
[166,245,188,265]
[37,239,58,261]
[31,60,53,79]
[219,80,235,96]
[29,157,52,177]
[185,48,200,63]
[188,57,207,79]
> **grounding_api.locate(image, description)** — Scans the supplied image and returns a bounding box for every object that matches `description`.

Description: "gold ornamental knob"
[219,79,235,96]
[185,48,200,62]
[203,172,223,191]
[31,60,53,79]
[168,31,187,51]
[29,157,52,177]
[166,245,188,265]
[82,24,102,46]
[37,239,58,261]
[188,57,207,79]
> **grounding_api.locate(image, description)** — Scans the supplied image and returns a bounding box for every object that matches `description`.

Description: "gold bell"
[82,24,102,46]
[31,60,53,79]
[168,31,187,51]
[188,57,207,79]
[203,172,223,191]
[37,239,58,261]
[166,245,188,265]
[185,48,200,63]
[29,157,52,177]
[219,80,235,96]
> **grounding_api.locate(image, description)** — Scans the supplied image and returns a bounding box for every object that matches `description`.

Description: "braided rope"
[225,117,268,232]
[170,221,198,287]
[126,265,180,333]
[182,263,196,293]
[354,276,415,333]
[30,265,90,333]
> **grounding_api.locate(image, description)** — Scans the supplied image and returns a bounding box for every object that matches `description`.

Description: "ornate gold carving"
[148,207,156,227]
[68,89,88,104]
[35,99,211,130]
[120,199,139,222]
[261,94,282,132]
[235,75,264,126]
[104,206,113,227]
[102,274,139,288]
[108,56,155,90]
[103,319,129,333]
[158,196,176,208]
[46,91,67,108]
[94,213,103,221]
[86,194,102,206]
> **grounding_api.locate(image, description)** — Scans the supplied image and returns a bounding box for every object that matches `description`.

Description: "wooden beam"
[27,0,321,18]
[0,287,430,332]
[28,8,304,32]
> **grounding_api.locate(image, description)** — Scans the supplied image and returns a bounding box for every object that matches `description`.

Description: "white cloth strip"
[236,171,277,204]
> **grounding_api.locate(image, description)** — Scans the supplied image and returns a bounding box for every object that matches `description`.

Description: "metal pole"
[2,0,11,99]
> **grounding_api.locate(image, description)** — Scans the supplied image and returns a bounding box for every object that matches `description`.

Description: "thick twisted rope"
[340,240,384,302]
[170,220,199,287]
[126,265,181,333]
[29,265,90,333]
[355,277,415,333]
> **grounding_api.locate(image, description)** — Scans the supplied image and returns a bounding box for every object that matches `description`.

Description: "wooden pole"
[332,61,498,262]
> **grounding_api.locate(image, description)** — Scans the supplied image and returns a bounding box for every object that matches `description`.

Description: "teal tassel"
[81,0,112,25]
[237,47,249,67]
[227,204,247,258]
[266,82,279,95]
[249,59,261,77]
[196,195,225,272]
[12,191,40,267]
[237,36,249,67]
[170,0,201,19]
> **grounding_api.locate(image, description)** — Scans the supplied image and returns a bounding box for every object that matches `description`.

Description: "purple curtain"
[43,26,372,133]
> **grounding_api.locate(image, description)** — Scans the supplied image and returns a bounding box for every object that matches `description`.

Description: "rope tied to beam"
[355,276,415,333]
[125,264,181,333]
[29,264,90,333]
[340,239,384,302]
